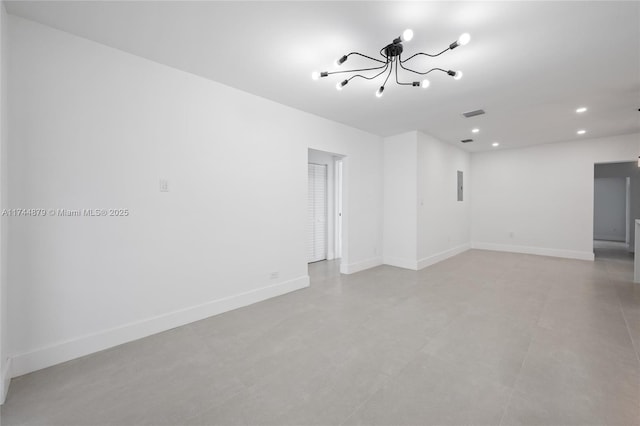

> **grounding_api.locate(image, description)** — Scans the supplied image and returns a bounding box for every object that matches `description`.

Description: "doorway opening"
[307,149,345,273]
[593,161,637,262]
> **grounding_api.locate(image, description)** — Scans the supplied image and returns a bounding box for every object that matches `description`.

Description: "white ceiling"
[5,1,640,151]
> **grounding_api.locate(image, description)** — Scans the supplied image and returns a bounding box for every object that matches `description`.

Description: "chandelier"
[312,29,470,97]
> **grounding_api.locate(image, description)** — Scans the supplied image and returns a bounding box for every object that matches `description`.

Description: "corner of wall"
[416,243,471,269]
[382,131,418,265]
[0,0,9,406]
[340,257,383,274]
[382,256,418,270]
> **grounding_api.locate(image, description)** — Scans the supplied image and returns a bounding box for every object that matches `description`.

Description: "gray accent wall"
[594,162,640,250]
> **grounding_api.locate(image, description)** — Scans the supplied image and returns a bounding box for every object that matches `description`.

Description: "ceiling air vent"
[462,109,485,118]
[461,139,474,143]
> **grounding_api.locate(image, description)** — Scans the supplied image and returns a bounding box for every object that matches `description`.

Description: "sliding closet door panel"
[308,163,328,263]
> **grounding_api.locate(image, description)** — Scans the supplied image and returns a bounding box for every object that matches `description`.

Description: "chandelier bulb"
[311,71,320,81]
[401,29,414,42]
[336,55,348,66]
[458,33,471,46]
[376,86,385,98]
[336,80,348,91]
[453,70,463,80]
[421,79,430,88]
[449,33,470,50]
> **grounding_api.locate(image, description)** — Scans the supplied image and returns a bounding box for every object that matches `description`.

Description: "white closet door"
[308,163,328,263]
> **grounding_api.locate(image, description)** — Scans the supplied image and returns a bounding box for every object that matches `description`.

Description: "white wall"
[383,131,471,270]
[471,133,640,260]
[383,132,417,269]
[593,177,626,241]
[417,132,471,268]
[7,15,383,377]
[0,0,9,405]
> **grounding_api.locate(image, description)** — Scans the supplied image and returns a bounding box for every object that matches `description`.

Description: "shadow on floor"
[593,239,634,262]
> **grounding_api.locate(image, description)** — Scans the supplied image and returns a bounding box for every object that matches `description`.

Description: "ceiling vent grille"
[462,109,485,118]
[461,139,474,143]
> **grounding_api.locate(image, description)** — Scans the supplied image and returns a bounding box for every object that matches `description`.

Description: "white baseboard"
[383,256,418,270]
[1,357,11,404]
[417,243,471,270]
[594,235,625,243]
[471,242,594,261]
[383,244,471,271]
[10,276,310,378]
[340,257,383,274]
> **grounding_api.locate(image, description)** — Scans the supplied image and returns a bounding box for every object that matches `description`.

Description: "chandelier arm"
[399,62,448,76]
[346,63,390,82]
[346,52,387,65]
[400,47,450,63]
[324,62,389,77]
[394,57,415,86]
[380,60,393,88]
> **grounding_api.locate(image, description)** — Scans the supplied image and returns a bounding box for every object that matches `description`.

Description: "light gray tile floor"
[2,249,639,425]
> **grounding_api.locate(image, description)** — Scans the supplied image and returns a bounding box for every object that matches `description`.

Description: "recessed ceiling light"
[471,128,480,133]
[577,129,586,135]
[492,142,500,147]
[576,107,587,113]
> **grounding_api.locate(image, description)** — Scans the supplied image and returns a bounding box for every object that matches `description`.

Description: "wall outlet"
[269,272,279,280]
[159,179,169,192]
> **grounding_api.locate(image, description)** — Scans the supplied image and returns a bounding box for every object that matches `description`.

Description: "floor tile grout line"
[338,269,504,426]
[610,271,640,367]
[180,383,248,426]
[603,257,640,424]
[337,273,443,426]
[497,326,536,426]
[497,278,553,426]
[337,371,390,426]
[338,336,435,426]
